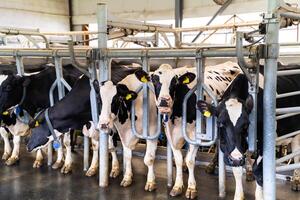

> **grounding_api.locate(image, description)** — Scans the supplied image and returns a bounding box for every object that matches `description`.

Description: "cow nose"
[159,96,171,107]
[100,123,109,130]
[228,148,245,166]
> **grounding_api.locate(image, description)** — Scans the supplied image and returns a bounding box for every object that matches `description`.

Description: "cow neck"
[170,84,196,124]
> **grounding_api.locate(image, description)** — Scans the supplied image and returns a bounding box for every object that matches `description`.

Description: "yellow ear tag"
[35,121,39,127]
[203,111,211,118]
[141,76,148,83]
[125,94,132,100]
[2,111,9,115]
[182,77,190,84]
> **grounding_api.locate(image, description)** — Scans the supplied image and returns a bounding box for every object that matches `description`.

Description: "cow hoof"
[33,160,43,168]
[5,156,19,166]
[205,164,215,174]
[86,167,97,177]
[185,187,197,199]
[52,161,64,169]
[291,179,300,191]
[110,167,120,178]
[2,153,10,160]
[120,177,132,187]
[61,164,72,174]
[144,181,157,192]
[246,171,254,182]
[170,186,183,197]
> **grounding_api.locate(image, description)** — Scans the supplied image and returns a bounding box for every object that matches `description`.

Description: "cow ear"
[92,80,100,93]
[245,95,254,114]
[197,100,217,117]
[135,69,150,83]
[22,77,31,87]
[178,72,196,85]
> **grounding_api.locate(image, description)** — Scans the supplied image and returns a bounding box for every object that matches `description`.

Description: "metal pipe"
[276,150,300,164]
[175,0,183,46]
[192,0,233,43]
[263,0,280,199]
[142,56,150,138]
[15,56,25,75]
[276,130,300,142]
[98,3,109,188]
[277,91,300,99]
[280,12,300,21]
[277,69,300,76]
[276,106,300,114]
[276,112,300,120]
[276,163,300,172]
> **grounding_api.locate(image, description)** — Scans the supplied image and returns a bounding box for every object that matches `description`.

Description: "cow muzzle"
[228,148,245,166]
[158,96,172,114]
[98,121,111,132]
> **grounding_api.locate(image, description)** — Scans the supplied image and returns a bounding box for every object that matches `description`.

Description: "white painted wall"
[0,0,70,31]
[72,0,300,25]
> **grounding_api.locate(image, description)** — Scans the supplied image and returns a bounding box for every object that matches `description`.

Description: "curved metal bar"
[49,80,57,106]
[60,78,72,91]
[130,84,161,140]
[182,83,218,146]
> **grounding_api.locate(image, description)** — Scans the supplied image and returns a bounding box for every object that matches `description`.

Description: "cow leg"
[5,135,20,165]
[205,149,218,174]
[86,138,99,177]
[0,127,12,160]
[109,135,120,178]
[255,181,263,200]
[52,137,64,169]
[185,144,199,199]
[246,151,255,182]
[232,166,245,200]
[144,139,158,192]
[291,134,300,191]
[61,132,72,174]
[33,149,44,168]
[120,146,133,187]
[169,148,184,197]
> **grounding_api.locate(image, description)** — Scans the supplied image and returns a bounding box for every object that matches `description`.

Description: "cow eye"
[5,85,12,91]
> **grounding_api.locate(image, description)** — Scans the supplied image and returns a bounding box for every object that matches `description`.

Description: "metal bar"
[192,0,233,43]
[276,112,300,120]
[263,0,280,199]
[49,80,57,107]
[54,57,65,99]
[15,56,25,75]
[218,142,226,198]
[142,56,150,138]
[175,0,183,46]
[280,12,300,21]
[195,55,203,142]
[276,106,300,114]
[0,49,91,57]
[60,78,72,92]
[277,91,300,99]
[276,150,300,164]
[98,3,109,188]
[276,163,300,172]
[276,130,300,142]
[277,69,300,76]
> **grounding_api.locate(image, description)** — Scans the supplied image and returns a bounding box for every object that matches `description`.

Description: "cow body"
[197,66,300,200]
[135,61,242,199]
[0,65,81,168]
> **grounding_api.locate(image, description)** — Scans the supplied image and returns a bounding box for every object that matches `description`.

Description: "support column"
[263,0,280,199]
[98,3,109,187]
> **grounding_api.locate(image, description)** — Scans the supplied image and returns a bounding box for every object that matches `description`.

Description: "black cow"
[197,70,300,199]
[0,64,81,167]
[27,64,138,175]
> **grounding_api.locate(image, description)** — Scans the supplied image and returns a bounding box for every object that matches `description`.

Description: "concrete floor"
[0,144,299,200]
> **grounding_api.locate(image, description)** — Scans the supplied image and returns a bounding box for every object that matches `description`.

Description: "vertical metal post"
[175,0,183,46]
[263,0,280,199]
[98,3,109,187]
[195,52,204,139]
[142,55,149,138]
[218,142,226,198]
[248,68,258,153]
[15,56,25,75]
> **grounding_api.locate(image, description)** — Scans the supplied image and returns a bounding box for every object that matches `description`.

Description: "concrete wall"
[72,0,300,25]
[0,0,70,31]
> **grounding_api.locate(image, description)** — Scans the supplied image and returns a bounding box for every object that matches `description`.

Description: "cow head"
[98,81,137,132]
[135,64,195,114]
[197,74,253,167]
[0,74,30,113]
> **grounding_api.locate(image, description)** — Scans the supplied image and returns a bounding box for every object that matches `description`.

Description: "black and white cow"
[197,70,300,199]
[135,61,242,199]
[0,65,81,168]
[26,64,138,175]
